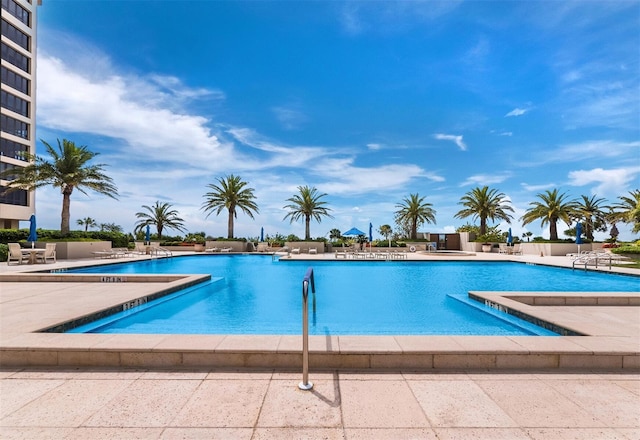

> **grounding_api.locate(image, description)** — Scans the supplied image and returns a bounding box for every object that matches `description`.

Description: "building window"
[1,66,29,95]
[1,90,29,117]
[0,138,29,160]
[0,185,28,206]
[2,19,30,51]
[1,0,30,27]
[1,42,30,73]
[0,114,29,139]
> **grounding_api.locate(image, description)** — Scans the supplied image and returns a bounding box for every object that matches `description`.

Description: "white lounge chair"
[36,243,57,263]
[7,243,26,265]
[291,248,300,254]
[308,247,317,254]
[221,247,233,253]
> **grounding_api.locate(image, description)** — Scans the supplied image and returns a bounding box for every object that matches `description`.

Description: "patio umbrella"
[342,227,365,236]
[145,224,151,245]
[27,214,37,249]
[260,227,264,242]
[575,222,583,254]
[507,228,513,246]
[369,222,373,252]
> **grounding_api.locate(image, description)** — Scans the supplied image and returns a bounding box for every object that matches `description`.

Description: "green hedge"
[0,229,130,248]
[0,243,7,262]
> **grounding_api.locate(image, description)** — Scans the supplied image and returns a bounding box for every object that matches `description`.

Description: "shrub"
[0,243,7,262]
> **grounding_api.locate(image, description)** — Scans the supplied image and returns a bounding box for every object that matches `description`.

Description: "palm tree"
[394,193,436,240]
[201,175,259,239]
[329,228,342,242]
[574,195,608,241]
[283,186,333,240]
[77,217,97,232]
[521,189,577,240]
[99,222,123,233]
[379,224,393,247]
[0,138,118,234]
[611,189,640,233]
[134,201,186,239]
[454,186,514,236]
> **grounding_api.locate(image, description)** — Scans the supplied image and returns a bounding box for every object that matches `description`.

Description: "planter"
[481,244,492,253]
[193,244,205,252]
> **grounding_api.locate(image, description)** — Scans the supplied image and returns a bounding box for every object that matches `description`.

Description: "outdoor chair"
[7,243,26,265]
[308,247,317,254]
[37,243,57,263]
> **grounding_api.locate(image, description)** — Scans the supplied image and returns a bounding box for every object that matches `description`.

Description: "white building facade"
[0,0,39,229]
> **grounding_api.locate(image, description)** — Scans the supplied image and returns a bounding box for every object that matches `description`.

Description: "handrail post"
[299,267,315,391]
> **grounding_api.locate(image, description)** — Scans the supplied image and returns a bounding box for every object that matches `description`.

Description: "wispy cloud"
[434,134,467,151]
[521,182,557,192]
[505,108,528,117]
[567,166,640,197]
[271,104,308,130]
[460,173,511,187]
[528,140,640,166]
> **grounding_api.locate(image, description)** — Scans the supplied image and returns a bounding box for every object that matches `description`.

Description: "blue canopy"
[145,224,151,243]
[507,227,513,245]
[27,214,37,246]
[343,227,365,236]
[575,222,583,245]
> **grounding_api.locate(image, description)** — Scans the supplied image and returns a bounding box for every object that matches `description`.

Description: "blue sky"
[33,1,639,241]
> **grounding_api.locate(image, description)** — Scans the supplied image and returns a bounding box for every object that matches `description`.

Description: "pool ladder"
[299,267,315,390]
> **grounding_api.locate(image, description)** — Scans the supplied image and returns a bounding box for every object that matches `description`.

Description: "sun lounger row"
[335,251,408,260]
[205,247,233,253]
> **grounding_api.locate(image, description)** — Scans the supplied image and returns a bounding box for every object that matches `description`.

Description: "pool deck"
[1,251,639,438]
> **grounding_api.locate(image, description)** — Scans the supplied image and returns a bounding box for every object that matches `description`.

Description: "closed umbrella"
[260,227,264,242]
[145,224,151,245]
[369,222,373,252]
[507,228,513,246]
[27,214,37,249]
[575,222,583,254]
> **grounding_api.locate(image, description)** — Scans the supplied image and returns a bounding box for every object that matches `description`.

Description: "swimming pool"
[67,255,638,336]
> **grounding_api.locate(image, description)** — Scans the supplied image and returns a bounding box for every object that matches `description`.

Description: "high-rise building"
[0,0,40,229]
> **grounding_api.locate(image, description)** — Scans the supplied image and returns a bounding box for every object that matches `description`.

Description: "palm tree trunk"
[60,189,72,234]
[228,209,234,239]
[549,220,558,241]
[305,215,311,240]
[480,218,487,236]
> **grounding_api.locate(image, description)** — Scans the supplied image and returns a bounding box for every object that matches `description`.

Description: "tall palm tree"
[134,201,186,239]
[454,186,514,236]
[0,138,118,234]
[611,189,640,233]
[283,186,333,240]
[521,189,577,240]
[201,175,259,239]
[394,193,436,240]
[329,228,342,242]
[77,217,97,232]
[574,195,608,241]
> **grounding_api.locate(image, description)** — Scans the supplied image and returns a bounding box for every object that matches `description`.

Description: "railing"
[299,267,315,391]
[571,251,621,270]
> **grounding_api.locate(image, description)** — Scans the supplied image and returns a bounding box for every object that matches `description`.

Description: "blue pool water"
[67,256,638,336]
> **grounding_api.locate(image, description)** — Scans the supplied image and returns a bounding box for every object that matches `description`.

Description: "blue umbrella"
[27,214,37,248]
[260,227,264,242]
[145,224,151,244]
[368,223,373,242]
[507,227,513,245]
[576,222,583,254]
[343,227,365,236]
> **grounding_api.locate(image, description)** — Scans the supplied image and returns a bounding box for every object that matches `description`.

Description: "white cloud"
[460,173,511,187]
[567,166,640,197]
[433,134,467,151]
[521,182,557,192]
[367,143,382,150]
[505,108,528,117]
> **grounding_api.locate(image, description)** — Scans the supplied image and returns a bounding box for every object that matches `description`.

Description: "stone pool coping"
[1,253,638,371]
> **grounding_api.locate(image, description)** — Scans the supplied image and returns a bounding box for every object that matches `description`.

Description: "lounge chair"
[511,244,522,255]
[36,243,57,263]
[7,243,26,265]
[308,247,317,254]
[291,248,300,254]
[205,247,220,253]
[221,247,233,253]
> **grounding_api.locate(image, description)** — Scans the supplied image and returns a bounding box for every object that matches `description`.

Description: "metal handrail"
[299,267,315,391]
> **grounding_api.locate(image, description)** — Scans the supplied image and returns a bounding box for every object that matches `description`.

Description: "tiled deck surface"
[1,251,638,438]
